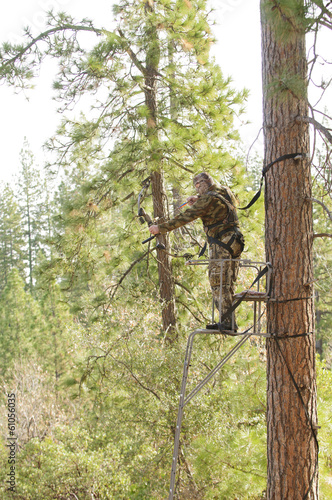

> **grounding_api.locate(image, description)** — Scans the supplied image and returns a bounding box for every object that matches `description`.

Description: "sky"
[0,0,262,184]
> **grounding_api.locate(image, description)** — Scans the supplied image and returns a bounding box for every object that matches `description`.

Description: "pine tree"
[0,183,25,289]
[37,281,76,394]
[311,177,332,362]
[0,1,246,340]
[0,269,45,375]
[16,140,47,293]
[261,1,318,497]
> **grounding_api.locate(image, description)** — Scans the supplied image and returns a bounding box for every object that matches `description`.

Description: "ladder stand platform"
[168,258,272,500]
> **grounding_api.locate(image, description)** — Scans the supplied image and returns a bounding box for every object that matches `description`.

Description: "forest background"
[0,0,331,499]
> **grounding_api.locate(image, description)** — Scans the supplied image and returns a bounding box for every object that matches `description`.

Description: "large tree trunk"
[151,170,177,340]
[261,2,318,498]
[145,1,177,341]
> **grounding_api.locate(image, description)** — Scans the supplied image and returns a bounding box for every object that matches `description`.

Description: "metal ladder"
[168,259,272,500]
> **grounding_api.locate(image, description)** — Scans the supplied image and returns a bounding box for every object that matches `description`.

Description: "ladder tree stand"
[168,258,273,500]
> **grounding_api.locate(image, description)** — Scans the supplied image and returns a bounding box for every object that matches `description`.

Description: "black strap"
[199,228,241,258]
[207,235,235,258]
[238,177,264,211]
[271,296,313,304]
[198,241,207,258]
[206,220,227,231]
[239,153,307,211]
[273,332,313,339]
[274,336,319,499]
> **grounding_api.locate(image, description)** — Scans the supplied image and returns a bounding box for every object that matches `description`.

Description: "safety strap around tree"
[239,152,308,211]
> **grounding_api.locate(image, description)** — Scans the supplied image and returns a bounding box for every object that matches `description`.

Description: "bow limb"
[137,177,152,225]
[137,177,165,250]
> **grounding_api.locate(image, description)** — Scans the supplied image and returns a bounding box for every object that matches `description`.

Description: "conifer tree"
[0,0,246,339]
[17,140,47,292]
[260,1,319,497]
[311,178,332,362]
[0,269,46,375]
[37,281,75,394]
[0,183,25,289]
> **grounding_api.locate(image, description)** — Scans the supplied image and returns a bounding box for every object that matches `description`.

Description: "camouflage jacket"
[158,184,241,238]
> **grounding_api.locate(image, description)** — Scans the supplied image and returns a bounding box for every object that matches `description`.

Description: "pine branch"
[117,29,146,75]
[109,354,162,402]
[85,350,162,401]
[312,1,332,21]
[176,298,209,322]
[270,0,299,31]
[167,155,195,173]
[107,249,150,300]
[1,24,103,70]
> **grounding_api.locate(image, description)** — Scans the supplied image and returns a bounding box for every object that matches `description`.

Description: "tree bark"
[144,1,177,341]
[261,2,318,498]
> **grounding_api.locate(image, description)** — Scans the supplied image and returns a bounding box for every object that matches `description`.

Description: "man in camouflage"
[149,172,244,331]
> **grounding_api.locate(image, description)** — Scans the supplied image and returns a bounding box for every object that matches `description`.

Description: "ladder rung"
[234,290,269,301]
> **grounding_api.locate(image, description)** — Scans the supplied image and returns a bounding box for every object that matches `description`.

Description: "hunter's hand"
[186,195,198,206]
[149,225,160,235]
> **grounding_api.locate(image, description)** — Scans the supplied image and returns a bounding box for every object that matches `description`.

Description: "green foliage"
[17,140,52,292]
[0,424,128,499]
[185,339,267,499]
[0,184,25,288]
[312,177,332,363]
[9,0,247,331]
[0,1,331,499]
[317,358,332,499]
[261,0,309,38]
[266,69,308,101]
[0,269,46,375]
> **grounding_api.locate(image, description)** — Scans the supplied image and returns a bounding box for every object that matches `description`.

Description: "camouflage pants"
[208,232,243,316]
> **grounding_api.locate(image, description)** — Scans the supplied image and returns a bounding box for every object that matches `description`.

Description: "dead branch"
[309,198,332,221]
[313,233,332,238]
[297,116,332,144]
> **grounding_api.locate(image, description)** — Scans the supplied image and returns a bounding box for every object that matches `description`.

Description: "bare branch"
[297,116,332,144]
[176,298,209,322]
[313,233,332,238]
[309,198,332,221]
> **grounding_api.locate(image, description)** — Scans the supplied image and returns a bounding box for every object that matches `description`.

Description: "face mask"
[195,179,210,195]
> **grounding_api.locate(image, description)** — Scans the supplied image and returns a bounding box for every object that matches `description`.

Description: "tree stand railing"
[168,258,273,500]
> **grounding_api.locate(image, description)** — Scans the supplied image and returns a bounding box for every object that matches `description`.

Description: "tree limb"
[85,349,162,402]
[309,197,332,221]
[176,298,209,322]
[313,233,332,238]
[297,116,332,144]
[117,29,146,75]
[1,24,103,69]
[109,354,162,402]
[108,249,150,300]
